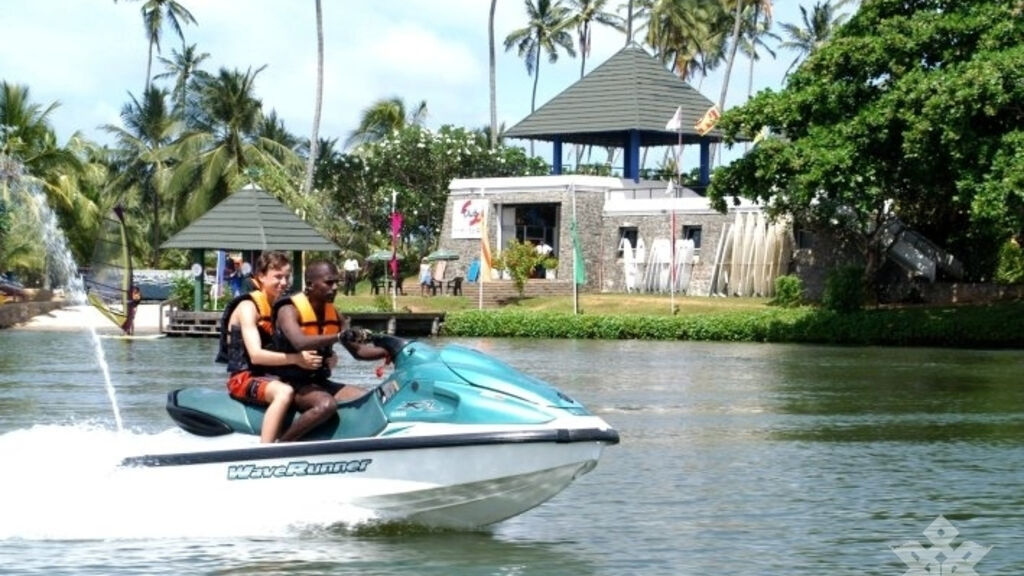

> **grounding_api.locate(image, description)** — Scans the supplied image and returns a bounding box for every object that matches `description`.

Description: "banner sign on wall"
[452,199,487,239]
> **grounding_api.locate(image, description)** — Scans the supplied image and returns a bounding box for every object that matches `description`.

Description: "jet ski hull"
[121,421,616,527]
[122,337,619,527]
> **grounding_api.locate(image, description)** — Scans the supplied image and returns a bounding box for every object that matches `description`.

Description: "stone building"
[431,44,795,299]
[438,175,790,298]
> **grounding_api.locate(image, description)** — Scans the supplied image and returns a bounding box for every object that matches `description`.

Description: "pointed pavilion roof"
[504,43,722,148]
[161,184,339,251]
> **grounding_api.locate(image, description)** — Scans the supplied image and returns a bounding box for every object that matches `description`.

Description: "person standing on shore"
[342,256,360,296]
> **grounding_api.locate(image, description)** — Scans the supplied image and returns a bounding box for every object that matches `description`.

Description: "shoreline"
[3,302,166,333]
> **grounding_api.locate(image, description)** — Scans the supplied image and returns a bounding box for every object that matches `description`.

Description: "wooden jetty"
[160,302,444,338]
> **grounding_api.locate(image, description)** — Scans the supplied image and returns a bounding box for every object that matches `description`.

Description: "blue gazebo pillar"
[624,130,641,182]
[551,137,563,175]
[699,140,711,185]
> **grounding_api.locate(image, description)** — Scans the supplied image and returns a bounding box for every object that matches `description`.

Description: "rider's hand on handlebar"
[338,328,373,345]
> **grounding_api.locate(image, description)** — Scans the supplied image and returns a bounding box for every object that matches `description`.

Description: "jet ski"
[121,335,619,528]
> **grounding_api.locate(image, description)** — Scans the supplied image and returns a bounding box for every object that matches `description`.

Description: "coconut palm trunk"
[303,0,324,195]
[489,0,499,149]
[716,0,747,164]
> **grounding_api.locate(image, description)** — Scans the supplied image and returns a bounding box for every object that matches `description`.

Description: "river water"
[1,329,1022,575]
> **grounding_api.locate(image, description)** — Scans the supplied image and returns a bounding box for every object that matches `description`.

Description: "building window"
[682,225,702,250]
[617,227,638,257]
[795,227,815,249]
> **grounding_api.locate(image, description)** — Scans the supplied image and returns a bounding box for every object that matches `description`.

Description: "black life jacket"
[215,291,275,373]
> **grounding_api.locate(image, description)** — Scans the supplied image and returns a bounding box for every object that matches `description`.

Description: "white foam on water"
[0,425,378,540]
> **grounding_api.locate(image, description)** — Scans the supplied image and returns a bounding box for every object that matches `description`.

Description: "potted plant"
[542,256,558,279]
[492,240,548,297]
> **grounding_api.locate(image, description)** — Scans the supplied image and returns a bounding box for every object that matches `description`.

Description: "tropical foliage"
[491,239,550,297]
[316,125,549,269]
[709,0,1024,283]
[442,302,1024,347]
[504,0,577,144]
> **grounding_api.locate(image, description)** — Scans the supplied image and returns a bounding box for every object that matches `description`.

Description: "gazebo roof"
[504,43,722,147]
[160,184,339,251]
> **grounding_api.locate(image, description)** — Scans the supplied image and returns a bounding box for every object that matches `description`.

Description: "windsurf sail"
[84,206,133,331]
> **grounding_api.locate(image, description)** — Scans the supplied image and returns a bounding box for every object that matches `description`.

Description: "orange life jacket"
[289,292,341,336]
[248,290,274,336]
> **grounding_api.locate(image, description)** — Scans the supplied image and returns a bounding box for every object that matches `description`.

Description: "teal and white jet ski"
[121,335,619,528]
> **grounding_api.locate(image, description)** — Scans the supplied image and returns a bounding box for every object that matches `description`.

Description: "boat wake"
[0,424,379,540]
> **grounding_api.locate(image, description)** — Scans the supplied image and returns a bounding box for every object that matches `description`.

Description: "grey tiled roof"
[161,184,339,251]
[504,43,722,147]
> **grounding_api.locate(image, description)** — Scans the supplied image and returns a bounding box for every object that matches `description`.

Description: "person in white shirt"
[342,257,360,296]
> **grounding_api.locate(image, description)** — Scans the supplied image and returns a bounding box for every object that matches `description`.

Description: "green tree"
[345,96,428,150]
[0,83,93,275]
[778,0,855,77]
[740,1,778,101]
[504,0,577,154]
[567,0,624,77]
[637,0,727,81]
[104,85,180,266]
[709,0,1024,284]
[319,125,548,258]
[153,42,210,118]
[118,0,197,90]
[171,66,300,223]
[259,110,301,151]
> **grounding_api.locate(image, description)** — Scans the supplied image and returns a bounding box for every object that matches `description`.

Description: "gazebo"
[161,183,339,310]
[504,43,724,185]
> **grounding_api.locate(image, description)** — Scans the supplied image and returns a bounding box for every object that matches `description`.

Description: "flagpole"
[670,205,676,314]
[478,189,485,311]
[572,184,578,315]
[673,122,681,314]
[391,189,397,312]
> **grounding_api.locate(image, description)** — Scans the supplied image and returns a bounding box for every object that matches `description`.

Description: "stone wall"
[440,187,606,291]
[918,282,1024,305]
[598,211,730,295]
[0,301,64,329]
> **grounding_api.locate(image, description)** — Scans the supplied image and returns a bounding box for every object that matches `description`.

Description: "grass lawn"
[335,279,770,316]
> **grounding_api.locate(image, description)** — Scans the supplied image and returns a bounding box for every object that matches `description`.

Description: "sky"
[0,0,819,171]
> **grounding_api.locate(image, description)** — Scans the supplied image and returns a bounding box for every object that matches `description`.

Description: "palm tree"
[644,0,728,81]
[302,0,324,196]
[259,110,301,151]
[104,85,180,265]
[171,66,299,220]
[741,1,778,99]
[778,0,855,77]
[117,0,197,90]
[741,1,778,152]
[345,97,428,150]
[716,0,756,121]
[153,42,210,118]
[504,0,576,156]
[489,0,499,149]
[0,82,84,207]
[567,0,624,78]
[307,136,340,191]
[1,83,94,277]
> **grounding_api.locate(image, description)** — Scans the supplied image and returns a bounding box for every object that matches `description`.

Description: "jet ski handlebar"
[338,328,409,359]
[369,333,409,359]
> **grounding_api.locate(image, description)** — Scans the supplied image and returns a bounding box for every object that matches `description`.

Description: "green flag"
[571,217,586,285]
